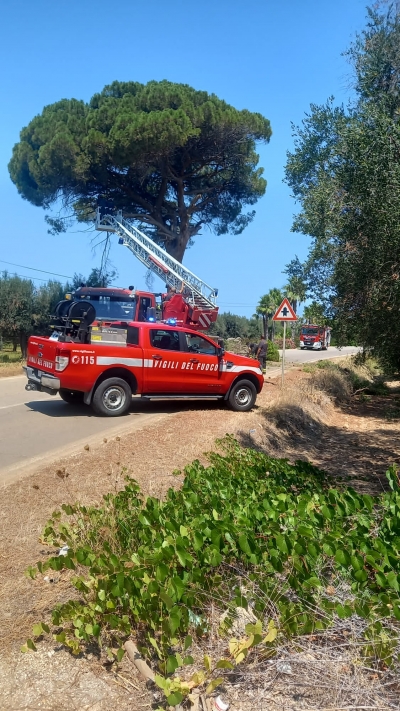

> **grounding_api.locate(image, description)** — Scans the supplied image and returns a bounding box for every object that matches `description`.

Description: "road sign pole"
[272,299,297,386]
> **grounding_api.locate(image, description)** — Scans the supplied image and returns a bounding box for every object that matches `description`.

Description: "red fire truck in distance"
[24,319,264,417]
[299,325,331,351]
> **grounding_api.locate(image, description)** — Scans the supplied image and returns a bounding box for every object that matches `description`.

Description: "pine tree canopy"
[9,80,271,261]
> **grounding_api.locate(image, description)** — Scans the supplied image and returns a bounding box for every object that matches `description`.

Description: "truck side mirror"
[216,346,225,357]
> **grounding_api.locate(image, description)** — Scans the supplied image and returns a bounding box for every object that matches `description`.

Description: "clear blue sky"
[0,0,367,317]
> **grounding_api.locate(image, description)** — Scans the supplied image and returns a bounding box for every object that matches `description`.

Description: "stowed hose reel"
[50,300,96,343]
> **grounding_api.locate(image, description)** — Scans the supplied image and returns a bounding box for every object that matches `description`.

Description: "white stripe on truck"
[96,357,143,367]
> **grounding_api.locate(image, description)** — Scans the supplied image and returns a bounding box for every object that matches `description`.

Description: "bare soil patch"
[1,365,399,709]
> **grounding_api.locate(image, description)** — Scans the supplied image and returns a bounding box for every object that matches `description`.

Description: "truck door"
[143,327,188,393]
[180,331,222,393]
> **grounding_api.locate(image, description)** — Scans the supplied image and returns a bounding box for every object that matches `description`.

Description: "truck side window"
[126,326,139,345]
[184,333,216,355]
[150,329,180,351]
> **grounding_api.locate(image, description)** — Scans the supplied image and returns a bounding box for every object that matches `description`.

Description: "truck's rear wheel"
[59,389,84,405]
[228,379,257,412]
[92,378,132,417]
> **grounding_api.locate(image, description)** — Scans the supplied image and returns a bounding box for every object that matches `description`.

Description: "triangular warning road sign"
[272,297,297,321]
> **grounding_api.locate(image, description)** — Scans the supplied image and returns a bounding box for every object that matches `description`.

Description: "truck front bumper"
[24,366,60,396]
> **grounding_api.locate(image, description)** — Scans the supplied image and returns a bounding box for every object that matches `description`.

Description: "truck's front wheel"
[228,379,257,412]
[92,378,132,417]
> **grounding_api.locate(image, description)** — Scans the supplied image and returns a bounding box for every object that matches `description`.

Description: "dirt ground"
[1,365,400,710]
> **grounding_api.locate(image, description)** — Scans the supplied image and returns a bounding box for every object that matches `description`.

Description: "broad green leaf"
[245,620,262,636]
[216,659,234,669]
[155,674,167,691]
[167,691,183,706]
[335,549,350,567]
[206,677,223,694]
[166,654,179,674]
[184,634,193,651]
[116,648,125,663]
[156,563,169,582]
[263,626,277,643]
[176,546,187,567]
[21,638,37,652]
[238,535,252,556]
[275,534,288,554]
[193,532,204,550]
[297,525,313,537]
[160,592,174,610]
[387,571,399,591]
[354,569,368,583]
[204,654,212,671]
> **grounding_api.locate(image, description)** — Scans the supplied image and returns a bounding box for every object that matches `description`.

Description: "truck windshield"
[301,327,319,335]
[82,296,135,321]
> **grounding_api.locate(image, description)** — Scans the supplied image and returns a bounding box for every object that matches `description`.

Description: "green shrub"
[26,437,400,677]
[0,351,22,363]
[266,340,280,362]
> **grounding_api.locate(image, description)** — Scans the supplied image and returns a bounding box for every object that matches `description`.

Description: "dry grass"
[0,361,24,377]
[263,375,333,440]
[312,367,352,403]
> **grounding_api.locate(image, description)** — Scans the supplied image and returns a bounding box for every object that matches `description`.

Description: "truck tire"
[91,378,132,417]
[59,389,85,405]
[228,379,257,412]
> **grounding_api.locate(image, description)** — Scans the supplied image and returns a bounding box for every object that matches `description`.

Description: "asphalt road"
[280,345,360,365]
[0,375,180,485]
[0,346,360,485]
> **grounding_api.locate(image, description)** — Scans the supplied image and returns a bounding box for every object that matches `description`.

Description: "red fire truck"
[299,325,331,350]
[69,284,215,331]
[75,205,219,332]
[24,313,264,417]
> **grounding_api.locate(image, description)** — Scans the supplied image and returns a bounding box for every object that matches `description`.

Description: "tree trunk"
[19,331,28,360]
[163,220,195,263]
[13,335,18,352]
[165,234,190,262]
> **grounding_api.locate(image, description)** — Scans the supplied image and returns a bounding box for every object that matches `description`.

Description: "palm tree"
[284,277,307,339]
[256,288,283,340]
[255,294,269,337]
[283,276,307,315]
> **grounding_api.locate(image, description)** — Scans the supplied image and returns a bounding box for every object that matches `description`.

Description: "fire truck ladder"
[95,208,218,313]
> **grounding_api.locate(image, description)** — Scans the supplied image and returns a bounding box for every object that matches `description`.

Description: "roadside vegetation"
[25,357,400,709]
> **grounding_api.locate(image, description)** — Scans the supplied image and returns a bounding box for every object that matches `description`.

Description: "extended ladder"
[95,208,218,314]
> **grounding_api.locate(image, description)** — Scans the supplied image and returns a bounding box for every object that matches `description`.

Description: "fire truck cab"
[69,285,217,332]
[299,325,331,350]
